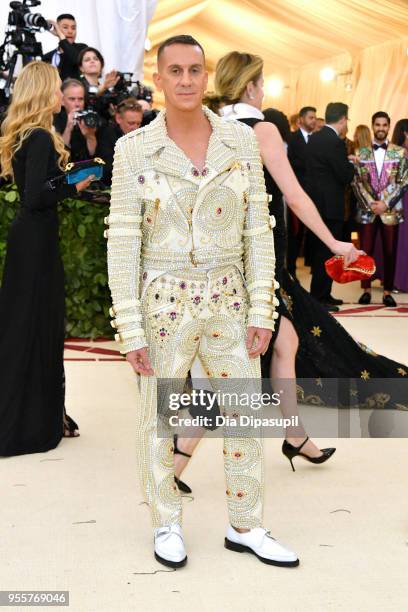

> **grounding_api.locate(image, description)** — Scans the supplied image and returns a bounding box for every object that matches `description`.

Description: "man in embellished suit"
[352,111,408,307]
[105,35,299,569]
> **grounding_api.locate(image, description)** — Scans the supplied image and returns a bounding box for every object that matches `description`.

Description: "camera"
[73,109,100,129]
[132,81,153,105]
[8,1,50,31]
[0,0,50,116]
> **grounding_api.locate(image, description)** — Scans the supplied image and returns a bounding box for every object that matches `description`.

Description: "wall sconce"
[320,67,353,87]
[265,77,289,98]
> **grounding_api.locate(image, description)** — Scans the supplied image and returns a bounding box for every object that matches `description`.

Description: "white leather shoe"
[225,526,299,567]
[154,524,187,568]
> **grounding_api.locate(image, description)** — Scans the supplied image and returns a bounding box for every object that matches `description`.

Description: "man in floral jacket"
[352,111,408,306]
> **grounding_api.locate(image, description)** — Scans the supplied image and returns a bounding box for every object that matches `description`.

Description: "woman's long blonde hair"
[0,61,69,179]
[353,124,371,150]
[204,51,263,112]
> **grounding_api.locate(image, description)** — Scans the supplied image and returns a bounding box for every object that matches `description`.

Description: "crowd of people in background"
[285,106,408,306]
[42,13,158,188]
[39,13,408,303]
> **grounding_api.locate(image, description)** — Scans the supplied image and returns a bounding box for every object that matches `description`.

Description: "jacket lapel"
[377,144,398,192]
[142,111,192,181]
[197,107,239,193]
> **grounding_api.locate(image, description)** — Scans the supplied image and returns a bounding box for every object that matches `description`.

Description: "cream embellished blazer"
[105,106,278,354]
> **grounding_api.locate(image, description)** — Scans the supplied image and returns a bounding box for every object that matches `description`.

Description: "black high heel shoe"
[63,413,80,438]
[173,434,192,493]
[282,437,336,472]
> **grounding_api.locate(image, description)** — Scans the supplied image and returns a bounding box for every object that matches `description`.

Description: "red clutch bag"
[325,255,376,283]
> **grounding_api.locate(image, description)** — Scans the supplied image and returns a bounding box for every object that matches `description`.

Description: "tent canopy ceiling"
[147,0,408,73]
[149,0,408,72]
[144,0,408,116]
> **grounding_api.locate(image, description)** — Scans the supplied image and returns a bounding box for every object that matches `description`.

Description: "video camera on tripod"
[0,0,50,116]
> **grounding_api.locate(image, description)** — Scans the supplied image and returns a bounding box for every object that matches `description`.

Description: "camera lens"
[23,12,48,29]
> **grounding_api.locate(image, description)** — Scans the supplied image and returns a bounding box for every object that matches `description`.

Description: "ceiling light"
[320,67,336,82]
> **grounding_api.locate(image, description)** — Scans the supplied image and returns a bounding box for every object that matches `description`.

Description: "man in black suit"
[44,14,87,81]
[306,102,355,310]
[287,106,316,278]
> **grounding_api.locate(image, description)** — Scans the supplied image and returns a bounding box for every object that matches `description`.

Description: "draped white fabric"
[0,0,157,78]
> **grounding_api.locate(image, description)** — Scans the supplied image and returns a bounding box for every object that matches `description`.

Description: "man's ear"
[153,71,161,91]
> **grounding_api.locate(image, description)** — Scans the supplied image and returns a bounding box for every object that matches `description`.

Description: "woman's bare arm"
[254,122,362,264]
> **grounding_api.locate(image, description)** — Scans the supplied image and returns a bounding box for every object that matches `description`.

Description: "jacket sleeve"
[241,128,279,331]
[326,138,355,185]
[58,40,86,68]
[379,153,408,209]
[351,161,375,209]
[105,136,148,354]
[23,129,76,210]
[287,134,305,175]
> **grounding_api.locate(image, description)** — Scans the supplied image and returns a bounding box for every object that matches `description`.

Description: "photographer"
[54,78,101,161]
[98,98,143,185]
[44,14,87,80]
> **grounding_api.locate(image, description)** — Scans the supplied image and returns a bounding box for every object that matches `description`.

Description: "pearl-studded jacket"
[105,106,278,354]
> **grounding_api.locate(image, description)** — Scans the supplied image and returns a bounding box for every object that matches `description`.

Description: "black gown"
[239,117,408,411]
[0,129,79,456]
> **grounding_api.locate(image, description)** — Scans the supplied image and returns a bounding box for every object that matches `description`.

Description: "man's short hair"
[372,111,390,125]
[157,35,205,62]
[116,98,143,116]
[61,78,85,94]
[325,102,348,124]
[57,14,76,22]
[299,106,316,117]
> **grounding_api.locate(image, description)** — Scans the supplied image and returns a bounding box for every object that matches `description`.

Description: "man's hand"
[47,19,66,41]
[246,326,272,358]
[126,348,154,376]
[371,201,387,215]
[332,241,365,266]
[66,109,77,132]
[348,154,358,163]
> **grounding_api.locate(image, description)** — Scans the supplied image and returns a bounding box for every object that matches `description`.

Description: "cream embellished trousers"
[136,263,264,529]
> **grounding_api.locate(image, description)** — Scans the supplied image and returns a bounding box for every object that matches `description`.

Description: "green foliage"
[0,184,113,339]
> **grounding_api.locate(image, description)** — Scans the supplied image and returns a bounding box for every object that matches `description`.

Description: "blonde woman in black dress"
[0,61,94,456]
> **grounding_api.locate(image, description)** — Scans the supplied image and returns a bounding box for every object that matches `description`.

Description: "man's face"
[300,111,316,132]
[372,118,390,142]
[115,109,143,134]
[62,85,85,113]
[58,19,77,44]
[153,44,208,112]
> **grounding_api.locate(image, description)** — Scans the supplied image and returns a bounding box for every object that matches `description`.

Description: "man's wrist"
[62,128,72,145]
